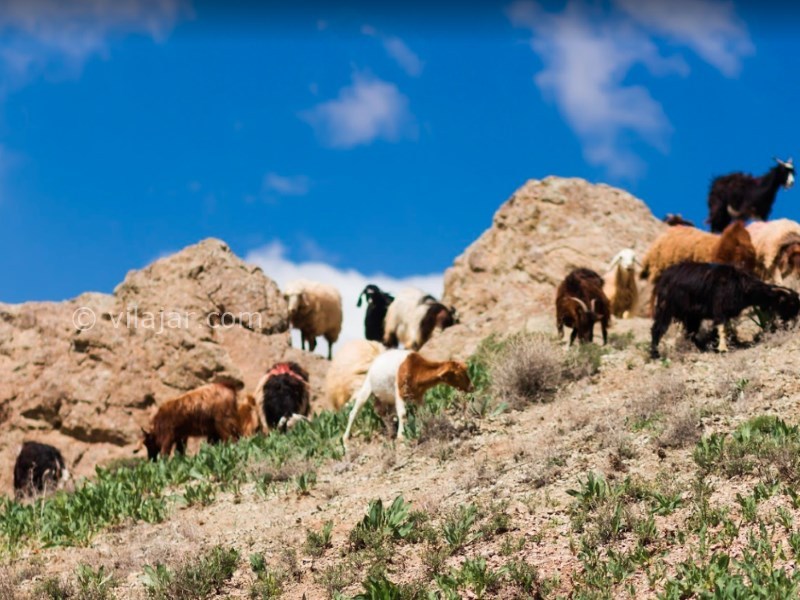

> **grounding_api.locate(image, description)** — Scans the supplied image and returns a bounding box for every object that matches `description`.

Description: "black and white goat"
[383,288,457,350]
[357,284,395,342]
[707,158,795,233]
[650,262,800,358]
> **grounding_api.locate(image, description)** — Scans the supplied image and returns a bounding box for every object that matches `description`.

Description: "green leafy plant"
[249,553,285,600]
[305,521,334,557]
[442,504,479,551]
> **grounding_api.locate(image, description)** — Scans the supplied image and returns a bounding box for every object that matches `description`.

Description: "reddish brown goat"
[138,383,259,460]
[555,268,610,346]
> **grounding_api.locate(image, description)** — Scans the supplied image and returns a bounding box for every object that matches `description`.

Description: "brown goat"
[555,268,610,345]
[640,221,757,284]
[138,383,259,460]
[341,349,473,447]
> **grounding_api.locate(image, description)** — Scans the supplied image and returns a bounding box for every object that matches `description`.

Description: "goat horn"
[569,297,588,312]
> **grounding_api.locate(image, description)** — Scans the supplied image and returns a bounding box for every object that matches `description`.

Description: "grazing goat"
[707,158,795,232]
[663,214,695,227]
[357,284,395,342]
[139,383,259,460]
[324,339,385,410]
[556,268,610,345]
[341,350,472,447]
[603,249,639,318]
[284,280,342,360]
[383,288,456,350]
[640,221,756,284]
[650,262,800,359]
[13,441,69,498]
[254,361,310,431]
[747,219,800,285]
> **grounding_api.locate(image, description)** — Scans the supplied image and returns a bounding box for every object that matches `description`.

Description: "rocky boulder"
[425,177,665,359]
[0,239,328,492]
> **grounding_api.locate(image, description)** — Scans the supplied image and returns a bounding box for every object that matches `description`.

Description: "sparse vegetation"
[141,546,239,600]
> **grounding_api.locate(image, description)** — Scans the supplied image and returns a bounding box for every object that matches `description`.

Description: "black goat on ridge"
[707,158,794,233]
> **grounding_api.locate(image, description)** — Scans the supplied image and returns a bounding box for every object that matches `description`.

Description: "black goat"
[255,362,310,430]
[650,262,800,358]
[707,158,795,232]
[357,284,395,342]
[14,441,69,498]
[555,268,610,345]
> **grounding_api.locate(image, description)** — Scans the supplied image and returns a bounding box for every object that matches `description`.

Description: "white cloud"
[245,241,443,357]
[362,24,424,77]
[615,0,753,77]
[300,72,416,148]
[263,172,310,197]
[0,0,185,96]
[508,0,752,178]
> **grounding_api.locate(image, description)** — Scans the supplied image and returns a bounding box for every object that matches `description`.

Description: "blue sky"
[1,0,799,344]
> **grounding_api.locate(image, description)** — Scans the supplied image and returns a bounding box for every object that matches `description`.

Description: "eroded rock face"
[424,177,665,359]
[0,239,329,492]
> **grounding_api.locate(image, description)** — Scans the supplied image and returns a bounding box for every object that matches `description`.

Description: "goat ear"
[356,293,364,308]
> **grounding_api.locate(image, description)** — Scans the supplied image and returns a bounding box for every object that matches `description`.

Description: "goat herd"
[558,157,800,359]
[13,158,800,500]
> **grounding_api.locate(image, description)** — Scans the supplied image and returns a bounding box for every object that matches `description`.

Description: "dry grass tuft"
[489,335,562,409]
[659,409,701,449]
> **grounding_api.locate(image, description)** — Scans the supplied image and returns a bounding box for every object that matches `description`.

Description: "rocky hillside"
[0,239,328,493]
[0,177,666,494]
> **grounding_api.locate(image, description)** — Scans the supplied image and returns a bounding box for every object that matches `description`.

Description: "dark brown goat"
[555,268,610,345]
[138,383,260,460]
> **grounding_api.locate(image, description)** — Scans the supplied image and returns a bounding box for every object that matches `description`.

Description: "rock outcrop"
[0,239,328,492]
[425,177,665,359]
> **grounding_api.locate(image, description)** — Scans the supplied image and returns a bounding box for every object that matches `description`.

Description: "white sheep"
[383,288,455,350]
[284,280,342,360]
[324,339,385,410]
[602,249,639,319]
[747,219,800,285]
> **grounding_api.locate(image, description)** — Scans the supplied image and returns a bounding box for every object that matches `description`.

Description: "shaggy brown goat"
[640,221,757,284]
[138,382,259,460]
